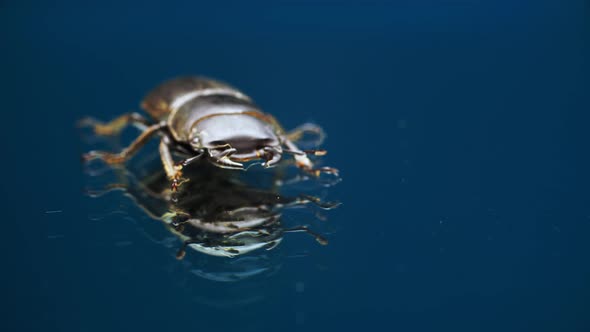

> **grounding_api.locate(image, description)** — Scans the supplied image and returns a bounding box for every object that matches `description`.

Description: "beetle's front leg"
[282,137,339,177]
[159,137,204,191]
[77,112,151,135]
[83,122,165,164]
[159,138,184,191]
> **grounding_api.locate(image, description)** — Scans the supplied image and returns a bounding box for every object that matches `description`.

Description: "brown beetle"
[80,76,338,189]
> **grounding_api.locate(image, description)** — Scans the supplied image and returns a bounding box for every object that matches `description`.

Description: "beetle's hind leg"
[83,122,165,164]
[77,112,152,136]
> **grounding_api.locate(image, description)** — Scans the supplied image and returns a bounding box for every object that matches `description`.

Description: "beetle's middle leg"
[77,112,151,136]
[83,122,165,164]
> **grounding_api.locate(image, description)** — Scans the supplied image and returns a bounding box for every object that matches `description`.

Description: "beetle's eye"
[191,137,200,145]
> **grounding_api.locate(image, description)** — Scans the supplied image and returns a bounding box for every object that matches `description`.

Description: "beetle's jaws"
[210,156,244,170]
[206,146,244,169]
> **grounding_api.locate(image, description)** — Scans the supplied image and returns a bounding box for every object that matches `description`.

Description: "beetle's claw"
[171,171,189,192]
[82,151,125,165]
[81,120,121,136]
[81,151,100,162]
[170,166,184,192]
[77,117,109,135]
[171,179,179,191]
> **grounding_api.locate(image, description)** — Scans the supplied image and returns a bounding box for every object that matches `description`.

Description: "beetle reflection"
[87,154,339,260]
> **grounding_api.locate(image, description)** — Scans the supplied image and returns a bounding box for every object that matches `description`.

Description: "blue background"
[2,1,589,331]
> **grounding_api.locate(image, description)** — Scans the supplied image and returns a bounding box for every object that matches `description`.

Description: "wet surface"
[3,1,590,331]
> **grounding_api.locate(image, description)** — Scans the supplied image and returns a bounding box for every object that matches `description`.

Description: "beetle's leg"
[286,123,326,147]
[284,225,328,245]
[77,112,151,135]
[208,145,244,170]
[83,122,165,164]
[282,138,339,177]
[159,138,195,191]
[159,137,182,190]
[160,137,206,191]
[283,148,328,157]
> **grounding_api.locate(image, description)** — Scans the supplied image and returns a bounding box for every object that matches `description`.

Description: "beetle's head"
[189,114,283,170]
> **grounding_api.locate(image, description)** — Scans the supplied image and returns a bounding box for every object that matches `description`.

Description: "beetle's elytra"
[80,76,338,190]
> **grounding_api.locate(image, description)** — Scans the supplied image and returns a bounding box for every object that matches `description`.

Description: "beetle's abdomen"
[141,76,251,121]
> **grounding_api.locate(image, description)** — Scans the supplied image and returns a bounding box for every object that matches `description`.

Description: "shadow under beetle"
[80,76,339,190]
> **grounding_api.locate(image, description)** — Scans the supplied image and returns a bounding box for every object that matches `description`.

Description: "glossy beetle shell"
[80,76,337,190]
[141,77,278,138]
[141,77,250,121]
[141,77,283,162]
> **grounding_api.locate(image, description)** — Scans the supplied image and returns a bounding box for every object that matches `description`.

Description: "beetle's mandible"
[80,76,338,190]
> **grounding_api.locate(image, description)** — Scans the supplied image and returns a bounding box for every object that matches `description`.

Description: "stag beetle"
[80,76,338,190]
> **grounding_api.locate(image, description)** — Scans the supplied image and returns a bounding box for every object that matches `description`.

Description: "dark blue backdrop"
[2,1,589,331]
